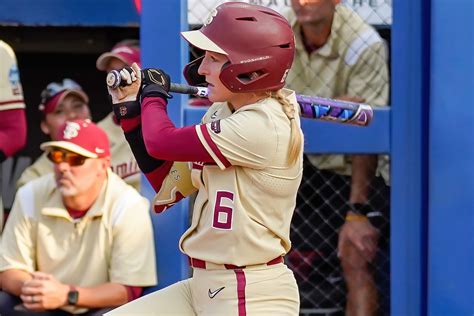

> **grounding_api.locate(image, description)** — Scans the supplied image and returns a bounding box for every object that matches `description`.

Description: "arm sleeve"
[141,97,278,170]
[347,39,389,107]
[0,41,25,111]
[141,97,214,163]
[0,186,37,273]
[109,193,157,286]
[0,109,27,161]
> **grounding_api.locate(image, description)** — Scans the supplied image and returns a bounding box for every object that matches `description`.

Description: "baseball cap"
[38,79,89,115]
[96,41,141,71]
[41,119,110,158]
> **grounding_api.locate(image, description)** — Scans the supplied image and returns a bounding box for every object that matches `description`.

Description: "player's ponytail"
[270,90,303,165]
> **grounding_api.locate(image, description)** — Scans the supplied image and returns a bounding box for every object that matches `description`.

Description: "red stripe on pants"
[234,269,247,316]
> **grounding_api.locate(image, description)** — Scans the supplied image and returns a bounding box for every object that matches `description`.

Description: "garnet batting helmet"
[181,2,295,93]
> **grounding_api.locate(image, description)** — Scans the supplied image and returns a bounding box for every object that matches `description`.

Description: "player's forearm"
[1,269,32,296]
[74,283,128,308]
[349,154,377,203]
[141,96,213,162]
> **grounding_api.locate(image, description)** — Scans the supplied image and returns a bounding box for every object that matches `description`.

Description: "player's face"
[41,95,91,139]
[105,58,128,72]
[291,0,339,25]
[53,153,109,198]
[198,51,234,103]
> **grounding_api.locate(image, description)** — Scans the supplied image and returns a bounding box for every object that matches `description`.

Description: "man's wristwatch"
[67,286,79,306]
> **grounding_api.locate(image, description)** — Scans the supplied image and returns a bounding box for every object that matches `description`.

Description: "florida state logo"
[63,121,81,140]
[204,8,218,26]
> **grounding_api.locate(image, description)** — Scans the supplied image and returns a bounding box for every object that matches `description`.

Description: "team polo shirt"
[1,171,156,313]
[179,90,304,266]
[98,113,141,191]
[284,5,389,178]
[16,153,51,188]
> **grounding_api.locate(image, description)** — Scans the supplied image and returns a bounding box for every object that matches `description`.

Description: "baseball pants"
[106,262,299,315]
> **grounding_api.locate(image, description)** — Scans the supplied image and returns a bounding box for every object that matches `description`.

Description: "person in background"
[16,79,91,188]
[96,39,141,190]
[284,1,390,315]
[0,40,27,235]
[0,119,156,315]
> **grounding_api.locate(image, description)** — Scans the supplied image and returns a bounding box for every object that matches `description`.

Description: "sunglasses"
[47,149,89,166]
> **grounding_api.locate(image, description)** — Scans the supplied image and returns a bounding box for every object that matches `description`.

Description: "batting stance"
[106,3,304,315]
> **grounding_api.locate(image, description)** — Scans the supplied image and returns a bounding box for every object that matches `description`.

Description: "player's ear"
[40,120,51,135]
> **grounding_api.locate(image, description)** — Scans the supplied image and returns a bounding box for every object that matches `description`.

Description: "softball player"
[0,40,26,233]
[106,3,304,315]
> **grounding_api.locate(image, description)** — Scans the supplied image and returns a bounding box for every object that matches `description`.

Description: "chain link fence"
[188,1,391,315]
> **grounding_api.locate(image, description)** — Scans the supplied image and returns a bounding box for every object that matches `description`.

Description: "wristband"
[345,214,368,222]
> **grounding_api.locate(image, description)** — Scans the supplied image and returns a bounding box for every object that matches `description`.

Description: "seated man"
[0,119,156,315]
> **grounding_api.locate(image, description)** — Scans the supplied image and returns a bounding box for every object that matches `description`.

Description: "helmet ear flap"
[183,56,207,86]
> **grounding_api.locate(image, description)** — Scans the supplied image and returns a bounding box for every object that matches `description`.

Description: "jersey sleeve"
[195,106,279,170]
[347,34,389,107]
[0,41,25,111]
[0,186,37,273]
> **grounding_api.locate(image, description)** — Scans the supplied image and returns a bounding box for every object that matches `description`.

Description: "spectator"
[0,119,156,315]
[95,39,141,190]
[284,1,390,315]
[0,40,27,234]
[16,79,91,188]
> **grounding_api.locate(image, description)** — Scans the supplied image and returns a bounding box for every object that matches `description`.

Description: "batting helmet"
[181,2,295,93]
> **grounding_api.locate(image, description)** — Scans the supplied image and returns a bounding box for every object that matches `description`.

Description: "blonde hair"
[268,90,303,165]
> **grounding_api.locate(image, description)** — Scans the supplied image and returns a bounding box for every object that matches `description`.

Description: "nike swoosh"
[208,286,225,299]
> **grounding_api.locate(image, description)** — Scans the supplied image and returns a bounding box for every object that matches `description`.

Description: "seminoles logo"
[63,121,81,140]
[204,8,218,26]
[119,105,128,117]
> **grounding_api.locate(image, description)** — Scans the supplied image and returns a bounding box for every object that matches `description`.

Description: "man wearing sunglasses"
[16,79,91,189]
[0,119,156,315]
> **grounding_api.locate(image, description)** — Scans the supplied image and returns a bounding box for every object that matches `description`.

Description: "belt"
[188,256,284,270]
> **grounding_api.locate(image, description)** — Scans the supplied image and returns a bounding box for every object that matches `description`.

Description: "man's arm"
[1,269,32,296]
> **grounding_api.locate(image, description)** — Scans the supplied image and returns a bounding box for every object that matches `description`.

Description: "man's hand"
[338,213,379,263]
[20,272,69,311]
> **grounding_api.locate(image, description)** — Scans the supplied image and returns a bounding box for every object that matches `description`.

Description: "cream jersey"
[1,171,156,313]
[178,90,304,266]
[0,40,24,111]
[98,113,141,191]
[284,5,389,179]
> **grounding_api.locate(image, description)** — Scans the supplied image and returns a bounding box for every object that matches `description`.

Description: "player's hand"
[20,272,69,311]
[107,63,142,104]
[140,67,172,100]
[107,63,142,121]
[337,213,379,263]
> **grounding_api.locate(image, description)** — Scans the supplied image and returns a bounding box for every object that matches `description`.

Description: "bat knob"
[106,70,121,89]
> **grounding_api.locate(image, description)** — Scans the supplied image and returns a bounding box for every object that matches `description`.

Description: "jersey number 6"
[212,191,234,230]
